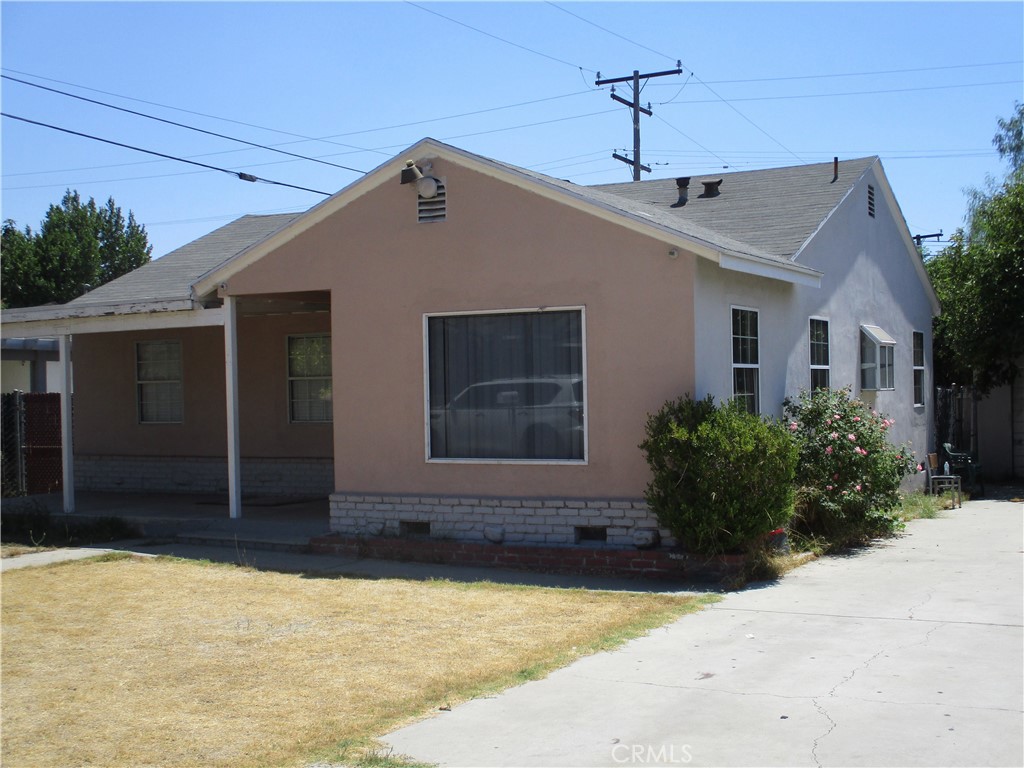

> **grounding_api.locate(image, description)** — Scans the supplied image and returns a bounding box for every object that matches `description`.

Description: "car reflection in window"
[431,377,584,460]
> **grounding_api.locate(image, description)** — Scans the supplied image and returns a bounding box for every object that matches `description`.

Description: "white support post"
[224,296,242,519]
[59,334,75,514]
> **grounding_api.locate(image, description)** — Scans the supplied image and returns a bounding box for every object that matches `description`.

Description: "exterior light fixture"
[400,159,439,199]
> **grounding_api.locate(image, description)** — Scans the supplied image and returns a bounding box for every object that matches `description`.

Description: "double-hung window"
[136,340,183,423]
[913,331,925,406]
[860,325,895,391]
[288,335,332,422]
[809,318,830,390]
[427,309,585,461]
[732,307,760,414]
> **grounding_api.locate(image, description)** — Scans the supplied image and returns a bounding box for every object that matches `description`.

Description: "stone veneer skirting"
[328,492,677,549]
[75,455,333,496]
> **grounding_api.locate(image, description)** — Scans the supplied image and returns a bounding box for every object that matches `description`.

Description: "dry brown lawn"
[2,554,713,768]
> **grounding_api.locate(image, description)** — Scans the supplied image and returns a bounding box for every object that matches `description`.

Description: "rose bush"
[783,387,918,543]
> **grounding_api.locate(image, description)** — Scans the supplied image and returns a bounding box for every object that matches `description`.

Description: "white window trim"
[136,340,183,424]
[422,305,589,465]
[809,316,830,390]
[731,305,761,414]
[913,330,926,407]
[286,333,333,424]
[860,324,896,392]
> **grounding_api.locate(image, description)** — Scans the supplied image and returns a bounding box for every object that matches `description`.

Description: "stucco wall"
[693,164,935,475]
[227,159,698,501]
[71,312,332,460]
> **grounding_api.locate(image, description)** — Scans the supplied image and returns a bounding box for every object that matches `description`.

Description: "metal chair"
[942,442,984,495]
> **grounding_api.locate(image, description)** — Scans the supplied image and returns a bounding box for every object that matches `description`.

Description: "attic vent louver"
[867,184,876,218]
[671,177,690,208]
[700,179,723,198]
[418,180,446,223]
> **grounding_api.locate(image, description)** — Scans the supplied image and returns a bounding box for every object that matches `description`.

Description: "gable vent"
[418,180,446,223]
[867,184,876,218]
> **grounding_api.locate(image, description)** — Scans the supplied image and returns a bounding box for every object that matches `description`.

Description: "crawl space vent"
[418,180,446,223]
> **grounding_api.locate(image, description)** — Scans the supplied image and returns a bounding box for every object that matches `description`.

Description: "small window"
[860,325,895,391]
[136,341,183,423]
[913,331,925,406]
[732,307,760,414]
[809,318,830,390]
[867,185,876,218]
[288,335,332,422]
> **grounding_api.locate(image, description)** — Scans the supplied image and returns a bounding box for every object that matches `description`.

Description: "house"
[0,138,939,553]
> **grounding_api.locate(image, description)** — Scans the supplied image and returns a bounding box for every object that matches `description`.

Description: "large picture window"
[732,307,760,414]
[427,309,585,461]
[136,340,183,423]
[809,318,830,390]
[288,335,332,422]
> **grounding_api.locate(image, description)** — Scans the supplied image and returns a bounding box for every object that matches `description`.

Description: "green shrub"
[783,387,919,544]
[640,395,798,556]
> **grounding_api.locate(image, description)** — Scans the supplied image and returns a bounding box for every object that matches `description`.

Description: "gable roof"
[2,139,933,332]
[70,213,300,309]
[589,157,877,260]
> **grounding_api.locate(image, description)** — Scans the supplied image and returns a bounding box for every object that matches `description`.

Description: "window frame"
[731,306,760,414]
[860,325,896,392]
[809,317,830,391]
[136,340,183,424]
[287,334,333,424]
[422,306,588,465]
[913,330,925,407]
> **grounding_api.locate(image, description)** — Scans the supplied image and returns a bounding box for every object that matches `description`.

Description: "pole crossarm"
[596,66,682,180]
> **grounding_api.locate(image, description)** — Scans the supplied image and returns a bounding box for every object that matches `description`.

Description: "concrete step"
[174,531,312,554]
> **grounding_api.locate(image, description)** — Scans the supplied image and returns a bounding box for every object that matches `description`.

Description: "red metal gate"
[23,393,62,495]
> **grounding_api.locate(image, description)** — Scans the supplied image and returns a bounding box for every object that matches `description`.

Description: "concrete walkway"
[385,500,1024,767]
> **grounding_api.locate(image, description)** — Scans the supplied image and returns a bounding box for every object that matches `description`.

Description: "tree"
[926,104,1024,393]
[1,190,152,308]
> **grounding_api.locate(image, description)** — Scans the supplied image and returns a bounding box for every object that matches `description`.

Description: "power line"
[656,60,1024,86]
[404,1,597,74]
[545,2,677,64]
[1,113,332,196]
[2,74,367,174]
[657,79,1023,105]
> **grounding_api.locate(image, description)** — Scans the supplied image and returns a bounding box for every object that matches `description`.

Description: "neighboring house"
[1,338,60,394]
[976,359,1024,480]
[0,138,939,549]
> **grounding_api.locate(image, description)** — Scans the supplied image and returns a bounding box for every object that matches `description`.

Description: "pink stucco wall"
[72,312,332,459]
[226,159,697,499]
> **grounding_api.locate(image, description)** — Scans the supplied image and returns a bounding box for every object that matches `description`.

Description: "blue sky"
[2,2,1021,260]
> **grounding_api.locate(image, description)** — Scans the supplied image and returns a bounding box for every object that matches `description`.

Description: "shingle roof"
[588,157,877,260]
[66,213,300,307]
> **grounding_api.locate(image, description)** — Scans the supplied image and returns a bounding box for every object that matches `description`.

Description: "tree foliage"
[1,190,151,308]
[926,104,1024,393]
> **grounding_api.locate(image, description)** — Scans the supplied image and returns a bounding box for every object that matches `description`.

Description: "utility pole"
[596,65,682,181]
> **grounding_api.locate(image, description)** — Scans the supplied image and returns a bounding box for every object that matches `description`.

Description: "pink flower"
[789,422,799,432]
[855,484,862,491]
[916,463,923,472]
[853,416,861,422]
[833,473,840,480]
[848,434,856,441]
[826,485,833,491]
[825,446,833,455]
[830,432,839,440]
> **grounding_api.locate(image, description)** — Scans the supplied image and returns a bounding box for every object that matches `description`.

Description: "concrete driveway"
[385,499,1023,767]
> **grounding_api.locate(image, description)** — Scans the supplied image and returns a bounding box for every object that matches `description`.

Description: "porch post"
[224,296,242,519]
[59,334,75,514]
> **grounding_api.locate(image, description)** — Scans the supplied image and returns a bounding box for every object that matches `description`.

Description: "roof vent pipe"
[832,156,839,183]
[671,176,691,208]
[700,179,723,197]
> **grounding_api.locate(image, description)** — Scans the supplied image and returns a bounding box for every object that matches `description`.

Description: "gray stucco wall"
[693,164,936,479]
